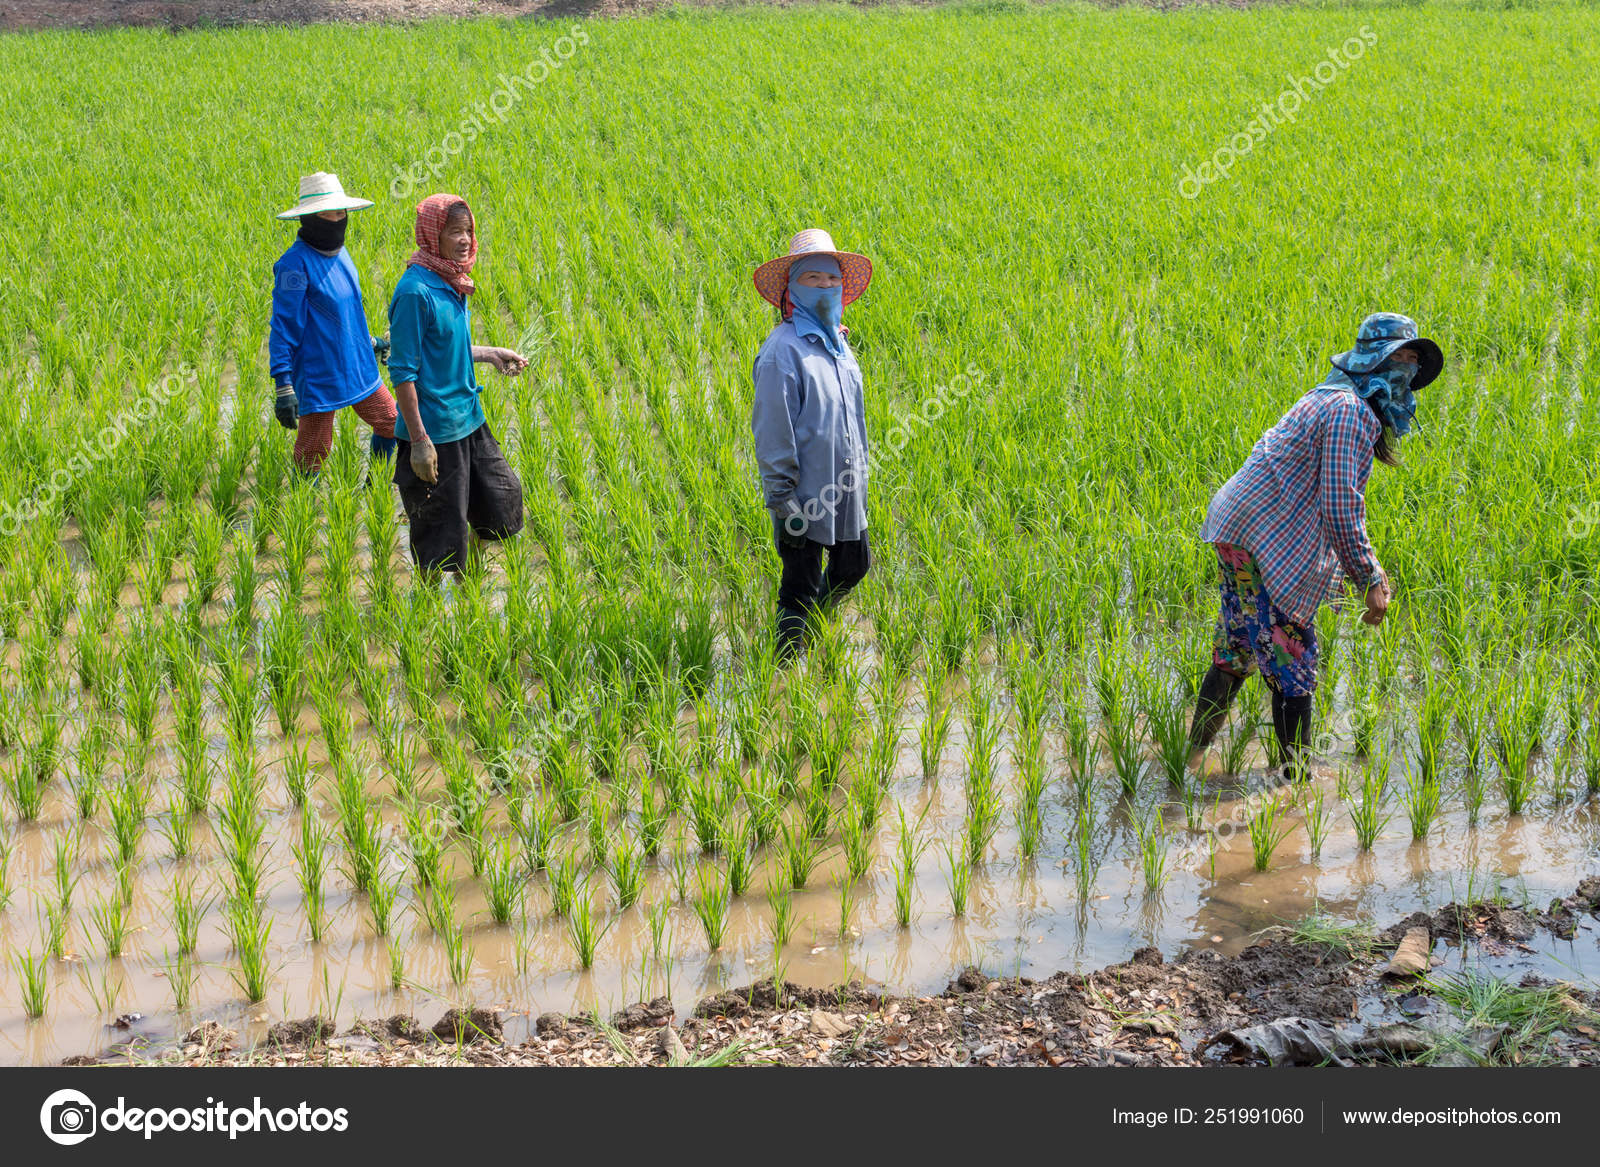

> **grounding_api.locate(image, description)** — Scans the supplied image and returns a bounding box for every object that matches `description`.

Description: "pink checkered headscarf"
[409,194,477,296]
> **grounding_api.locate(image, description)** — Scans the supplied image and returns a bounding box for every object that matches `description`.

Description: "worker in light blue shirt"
[268,171,397,473]
[750,229,875,661]
[388,193,528,574]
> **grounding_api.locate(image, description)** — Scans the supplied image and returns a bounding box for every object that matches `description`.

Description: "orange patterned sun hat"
[752,228,873,308]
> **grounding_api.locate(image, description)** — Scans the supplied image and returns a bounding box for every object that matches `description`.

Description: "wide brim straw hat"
[1331,311,1444,389]
[276,171,374,220]
[753,228,873,308]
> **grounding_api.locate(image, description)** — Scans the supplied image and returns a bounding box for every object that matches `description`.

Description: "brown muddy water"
[3,712,1597,1065]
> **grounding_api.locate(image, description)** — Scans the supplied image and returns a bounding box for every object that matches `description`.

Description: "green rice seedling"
[839,788,874,883]
[549,848,583,917]
[780,817,823,890]
[961,677,1001,794]
[943,837,972,917]
[281,738,315,809]
[1303,787,1331,859]
[170,875,208,956]
[608,831,646,910]
[71,718,110,819]
[1015,748,1047,860]
[421,870,459,936]
[1137,809,1170,893]
[158,789,195,861]
[223,897,273,1003]
[229,530,258,631]
[1351,767,1390,851]
[16,949,48,1018]
[293,810,332,942]
[765,870,796,951]
[119,632,164,746]
[483,832,524,925]
[333,760,382,894]
[368,866,401,937]
[801,773,832,841]
[692,862,731,950]
[1248,794,1294,872]
[1581,700,1600,797]
[567,885,612,970]
[72,611,116,696]
[107,775,149,865]
[1419,971,1588,1067]
[88,890,131,959]
[189,504,226,606]
[163,950,197,1013]
[645,898,671,967]
[964,777,1001,867]
[687,767,730,855]
[263,604,307,737]
[918,691,952,779]
[0,831,12,912]
[1287,908,1378,960]
[175,738,212,820]
[388,944,406,992]
[837,875,859,936]
[6,754,43,820]
[893,806,928,927]
[442,919,475,987]
[1351,697,1382,759]
[1401,761,1443,841]
[1141,671,1192,788]
[1417,670,1455,784]
[726,819,756,898]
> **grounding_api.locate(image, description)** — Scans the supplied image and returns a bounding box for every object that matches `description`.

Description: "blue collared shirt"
[386,264,485,445]
[750,319,869,546]
[268,240,384,414]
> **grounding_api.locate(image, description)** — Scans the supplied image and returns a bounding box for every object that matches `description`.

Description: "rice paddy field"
[1,0,1598,1066]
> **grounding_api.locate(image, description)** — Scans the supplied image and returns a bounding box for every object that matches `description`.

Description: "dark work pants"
[774,526,871,653]
[394,422,524,573]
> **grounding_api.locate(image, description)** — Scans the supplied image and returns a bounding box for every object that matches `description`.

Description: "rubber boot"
[1271,689,1315,784]
[371,434,398,461]
[1187,665,1245,755]
[776,605,808,665]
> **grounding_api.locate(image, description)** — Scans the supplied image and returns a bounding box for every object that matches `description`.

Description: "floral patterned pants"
[1210,542,1318,697]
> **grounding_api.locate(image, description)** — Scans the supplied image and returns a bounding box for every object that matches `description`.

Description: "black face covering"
[297,212,348,252]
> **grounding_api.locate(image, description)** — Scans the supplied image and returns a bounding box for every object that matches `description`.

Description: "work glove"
[409,434,439,485]
[774,500,809,549]
[372,334,390,367]
[274,384,298,430]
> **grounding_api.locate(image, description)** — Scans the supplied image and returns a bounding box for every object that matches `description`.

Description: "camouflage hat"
[1330,312,1443,388]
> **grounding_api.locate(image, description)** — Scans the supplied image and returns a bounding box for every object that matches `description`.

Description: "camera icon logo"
[40,1089,97,1146]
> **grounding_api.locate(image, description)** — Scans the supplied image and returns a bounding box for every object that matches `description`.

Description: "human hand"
[274,384,298,430]
[484,347,528,376]
[775,503,809,548]
[1362,577,1390,626]
[410,435,439,484]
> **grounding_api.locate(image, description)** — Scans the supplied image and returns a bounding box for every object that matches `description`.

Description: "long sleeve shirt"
[750,319,869,546]
[268,239,384,413]
[1200,379,1385,624]
[386,264,484,445]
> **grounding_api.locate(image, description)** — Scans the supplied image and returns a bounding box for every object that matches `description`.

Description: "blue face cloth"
[787,256,845,357]
[1364,364,1418,436]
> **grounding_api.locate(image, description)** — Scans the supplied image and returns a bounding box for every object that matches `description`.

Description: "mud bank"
[66,880,1600,1068]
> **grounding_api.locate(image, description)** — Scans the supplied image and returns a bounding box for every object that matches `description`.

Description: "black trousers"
[394,422,524,573]
[775,526,871,650]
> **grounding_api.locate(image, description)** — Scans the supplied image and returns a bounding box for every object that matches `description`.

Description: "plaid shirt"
[1200,382,1385,625]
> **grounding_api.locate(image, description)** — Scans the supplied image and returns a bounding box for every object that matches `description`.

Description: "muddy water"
[3,705,1597,1065]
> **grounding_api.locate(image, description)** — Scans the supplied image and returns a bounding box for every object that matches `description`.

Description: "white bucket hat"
[276,171,374,220]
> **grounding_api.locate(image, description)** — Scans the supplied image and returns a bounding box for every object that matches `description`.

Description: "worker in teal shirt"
[387,193,528,574]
